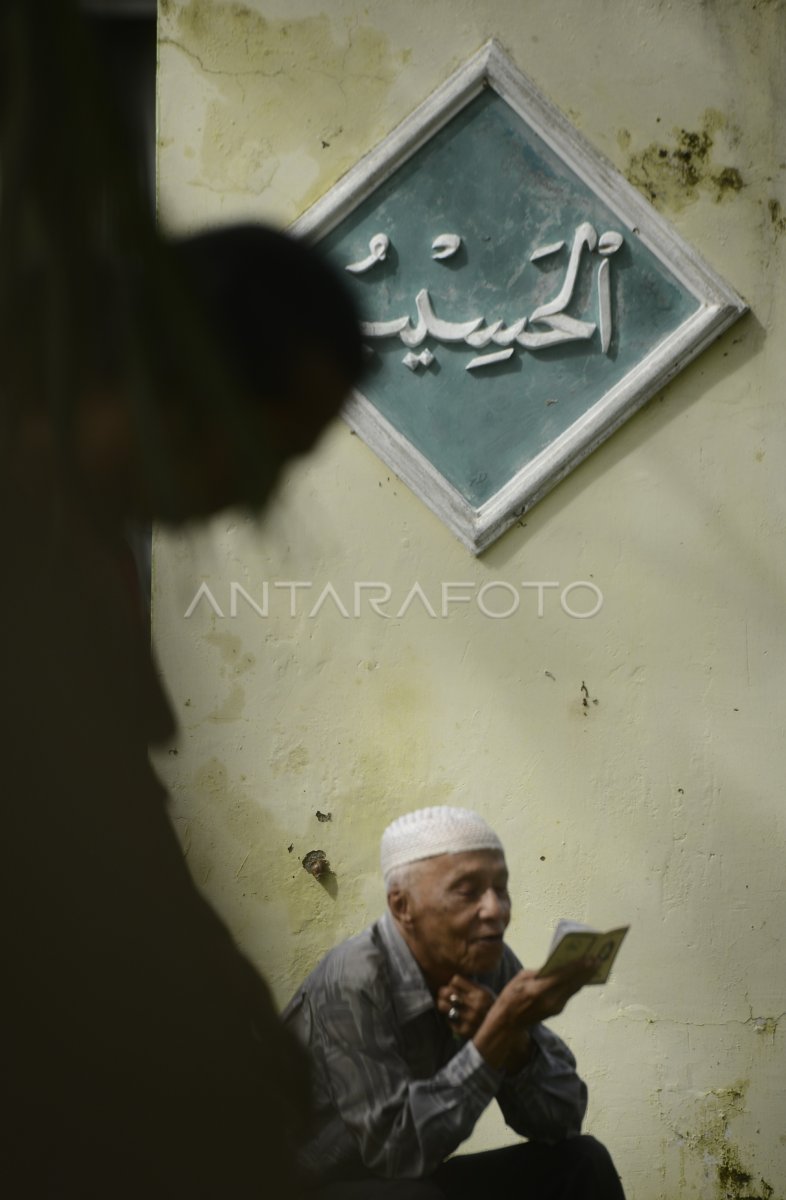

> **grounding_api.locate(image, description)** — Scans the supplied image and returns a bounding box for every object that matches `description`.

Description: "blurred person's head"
[8,224,363,527]
[97,224,362,524]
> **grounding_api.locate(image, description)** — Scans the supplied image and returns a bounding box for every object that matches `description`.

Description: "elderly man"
[284,806,626,1199]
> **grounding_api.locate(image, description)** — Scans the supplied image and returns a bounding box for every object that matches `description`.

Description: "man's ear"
[387,886,414,930]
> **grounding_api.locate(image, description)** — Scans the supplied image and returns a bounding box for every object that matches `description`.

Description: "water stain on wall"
[189,756,307,898]
[204,631,256,674]
[160,0,404,214]
[207,681,246,721]
[619,110,745,213]
[186,751,371,963]
[204,631,255,720]
[270,742,310,776]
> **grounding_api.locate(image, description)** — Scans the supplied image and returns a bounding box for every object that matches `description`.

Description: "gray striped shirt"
[282,910,588,1181]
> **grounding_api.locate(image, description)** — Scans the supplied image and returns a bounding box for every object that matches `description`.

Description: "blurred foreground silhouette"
[0,2,361,1195]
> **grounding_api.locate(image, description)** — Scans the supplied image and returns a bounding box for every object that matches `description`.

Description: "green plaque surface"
[295,42,745,551]
[322,90,698,509]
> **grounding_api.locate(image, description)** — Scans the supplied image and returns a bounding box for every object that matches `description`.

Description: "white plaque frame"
[291,40,747,554]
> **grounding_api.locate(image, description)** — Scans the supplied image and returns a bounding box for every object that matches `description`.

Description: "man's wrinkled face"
[391,849,511,986]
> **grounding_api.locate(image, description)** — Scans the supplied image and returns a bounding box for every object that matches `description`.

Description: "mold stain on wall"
[668,1083,775,1199]
[768,199,786,236]
[619,110,745,213]
[203,630,255,721]
[159,0,405,215]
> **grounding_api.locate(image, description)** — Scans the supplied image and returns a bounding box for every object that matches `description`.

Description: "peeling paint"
[302,848,330,878]
[748,1013,781,1037]
[579,679,599,716]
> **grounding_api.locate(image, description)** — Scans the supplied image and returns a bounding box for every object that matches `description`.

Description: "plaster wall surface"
[154,2,786,1196]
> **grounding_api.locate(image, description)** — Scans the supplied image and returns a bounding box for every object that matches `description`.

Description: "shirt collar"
[377,909,436,1024]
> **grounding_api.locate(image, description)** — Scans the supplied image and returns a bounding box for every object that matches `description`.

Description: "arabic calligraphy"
[345,232,390,274]
[431,233,461,260]
[347,222,624,371]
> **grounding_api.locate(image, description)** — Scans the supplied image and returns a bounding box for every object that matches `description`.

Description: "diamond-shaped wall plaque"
[293,40,747,553]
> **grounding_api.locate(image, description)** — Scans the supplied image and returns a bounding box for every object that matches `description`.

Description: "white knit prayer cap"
[381,806,504,883]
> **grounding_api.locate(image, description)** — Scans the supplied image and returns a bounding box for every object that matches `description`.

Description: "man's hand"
[435,975,495,1039]
[473,959,597,1072]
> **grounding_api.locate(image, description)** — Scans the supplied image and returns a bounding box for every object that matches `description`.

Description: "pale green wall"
[153,2,786,1196]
